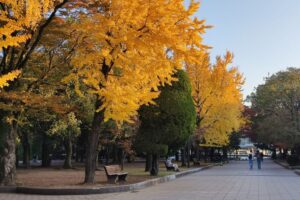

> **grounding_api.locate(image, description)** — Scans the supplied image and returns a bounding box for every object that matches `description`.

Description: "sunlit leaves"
[0,0,60,49]
[66,0,208,123]
[0,0,65,90]
[48,112,81,138]
[0,70,21,89]
[187,51,245,145]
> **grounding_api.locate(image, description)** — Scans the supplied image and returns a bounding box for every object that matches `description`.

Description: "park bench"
[104,165,128,183]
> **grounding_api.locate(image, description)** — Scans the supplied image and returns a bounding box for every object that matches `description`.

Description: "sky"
[192,0,300,99]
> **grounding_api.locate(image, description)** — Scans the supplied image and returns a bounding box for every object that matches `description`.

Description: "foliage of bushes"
[287,154,299,166]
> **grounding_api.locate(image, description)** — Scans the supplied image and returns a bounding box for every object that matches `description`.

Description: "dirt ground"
[16,161,190,188]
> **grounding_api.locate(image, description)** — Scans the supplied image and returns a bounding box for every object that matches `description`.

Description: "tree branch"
[16,0,69,70]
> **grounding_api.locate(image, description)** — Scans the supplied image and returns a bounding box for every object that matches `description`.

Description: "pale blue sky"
[192,0,300,98]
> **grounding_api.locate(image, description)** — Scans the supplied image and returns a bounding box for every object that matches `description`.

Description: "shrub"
[287,154,299,166]
[271,151,277,159]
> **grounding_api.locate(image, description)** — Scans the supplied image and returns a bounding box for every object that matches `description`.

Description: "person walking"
[166,158,180,171]
[248,150,253,170]
[260,152,264,162]
[256,150,262,169]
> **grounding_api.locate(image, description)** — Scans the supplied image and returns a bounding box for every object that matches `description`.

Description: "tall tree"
[0,0,69,185]
[48,112,81,168]
[65,0,208,183]
[251,68,300,149]
[187,51,244,146]
[136,70,196,175]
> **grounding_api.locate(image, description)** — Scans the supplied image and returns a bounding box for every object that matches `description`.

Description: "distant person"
[260,152,264,162]
[248,150,253,170]
[256,150,262,169]
[166,158,179,171]
[33,154,37,163]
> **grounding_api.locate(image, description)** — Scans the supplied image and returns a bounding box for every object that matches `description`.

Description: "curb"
[294,170,300,176]
[0,186,16,193]
[273,160,300,176]
[273,160,291,169]
[0,165,214,195]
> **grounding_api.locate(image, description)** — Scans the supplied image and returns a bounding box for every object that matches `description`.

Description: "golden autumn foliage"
[65,0,209,123]
[0,0,248,185]
[0,0,243,145]
[187,51,245,145]
[0,1,66,90]
[0,70,21,89]
[0,0,57,48]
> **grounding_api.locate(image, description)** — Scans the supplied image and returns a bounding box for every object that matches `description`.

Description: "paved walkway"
[1,160,300,200]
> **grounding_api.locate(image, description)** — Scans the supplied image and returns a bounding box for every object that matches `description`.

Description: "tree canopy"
[65,0,209,124]
[187,51,245,146]
[136,70,196,175]
[137,70,196,152]
[251,68,300,148]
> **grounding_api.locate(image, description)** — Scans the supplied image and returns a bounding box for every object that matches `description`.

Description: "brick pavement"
[1,159,300,200]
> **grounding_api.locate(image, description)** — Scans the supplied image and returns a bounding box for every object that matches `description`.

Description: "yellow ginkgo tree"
[187,51,245,146]
[0,0,57,48]
[65,0,209,183]
[0,0,68,185]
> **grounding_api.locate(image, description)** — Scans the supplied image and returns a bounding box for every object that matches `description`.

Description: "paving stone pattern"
[1,160,300,200]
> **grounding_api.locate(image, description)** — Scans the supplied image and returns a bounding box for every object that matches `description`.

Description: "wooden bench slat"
[104,165,128,183]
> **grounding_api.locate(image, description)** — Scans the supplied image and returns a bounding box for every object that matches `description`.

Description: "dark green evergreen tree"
[135,70,196,175]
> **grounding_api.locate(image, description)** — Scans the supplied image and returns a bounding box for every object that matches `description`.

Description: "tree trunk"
[77,130,87,163]
[22,132,30,168]
[295,146,300,157]
[209,148,214,162]
[222,147,228,163]
[186,143,191,168]
[194,145,200,165]
[15,146,19,168]
[95,150,100,170]
[0,120,17,186]
[75,143,79,163]
[150,154,159,176]
[283,149,287,159]
[175,151,179,161]
[145,153,152,172]
[118,149,125,170]
[105,148,109,165]
[41,132,51,167]
[271,149,277,159]
[113,145,118,164]
[84,100,103,183]
[181,148,187,166]
[204,148,208,162]
[195,146,200,160]
[63,137,72,169]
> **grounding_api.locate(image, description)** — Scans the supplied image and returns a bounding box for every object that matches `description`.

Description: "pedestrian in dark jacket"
[248,150,253,170]
[256,150,262,169]
[260,152,264,162]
